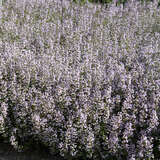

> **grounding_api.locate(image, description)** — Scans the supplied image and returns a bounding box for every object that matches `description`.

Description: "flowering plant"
[0,0,160,159]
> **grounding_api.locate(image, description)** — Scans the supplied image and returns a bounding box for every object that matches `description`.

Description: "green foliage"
[72,0,87,6]
[88,0,112,4]
[116,0,127,6]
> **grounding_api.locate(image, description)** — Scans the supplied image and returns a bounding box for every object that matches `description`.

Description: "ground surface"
[0,142,65,160]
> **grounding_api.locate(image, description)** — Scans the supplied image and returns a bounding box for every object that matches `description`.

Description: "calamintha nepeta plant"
[0,0,160,159]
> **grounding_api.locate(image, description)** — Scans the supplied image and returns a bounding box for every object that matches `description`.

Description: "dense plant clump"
[0,0,160,159]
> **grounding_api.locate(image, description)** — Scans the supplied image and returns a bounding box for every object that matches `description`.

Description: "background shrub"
[72,0,160,8]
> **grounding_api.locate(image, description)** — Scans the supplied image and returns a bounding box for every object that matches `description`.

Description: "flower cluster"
[0,0,160,159]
